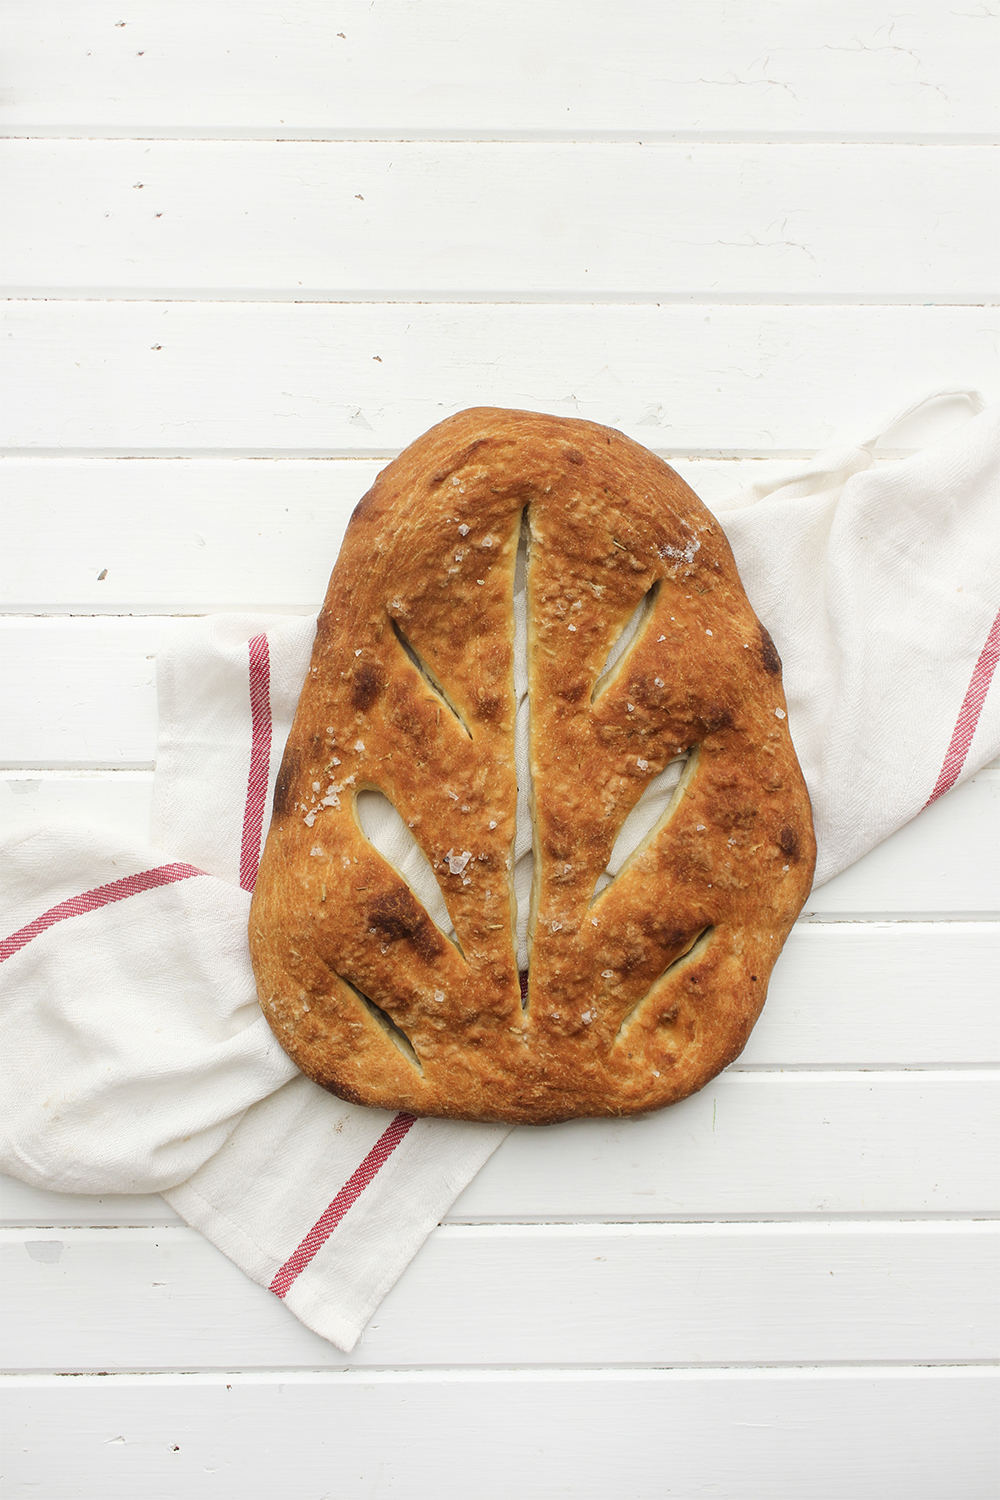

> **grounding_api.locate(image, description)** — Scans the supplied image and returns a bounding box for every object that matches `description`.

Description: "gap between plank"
[3,1362,997,1380]
[3,130,998,145]
[5,1212,998,1230]
[4,289,998,306]
[4,1220,996,1241]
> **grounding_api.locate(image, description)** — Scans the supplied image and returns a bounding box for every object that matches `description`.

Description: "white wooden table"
[2,4,998,1495]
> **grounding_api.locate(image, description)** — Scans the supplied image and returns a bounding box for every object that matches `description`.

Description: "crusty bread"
[249,408,815,1124]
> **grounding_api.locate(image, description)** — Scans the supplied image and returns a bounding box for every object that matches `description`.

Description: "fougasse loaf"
[249,408,815,1124]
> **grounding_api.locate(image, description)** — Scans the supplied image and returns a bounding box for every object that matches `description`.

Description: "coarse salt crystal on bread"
[249,408,815,1124]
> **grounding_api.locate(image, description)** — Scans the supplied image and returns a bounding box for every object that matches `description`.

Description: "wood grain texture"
[2,0,996,138]
[4,302,997,455]
[3,1369,996,1500]
[3,1222,996,1369]
[4,141,996,297]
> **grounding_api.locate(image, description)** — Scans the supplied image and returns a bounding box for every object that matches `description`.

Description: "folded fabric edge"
[807,599,1000,892]
[282,1126,511,1352]
[164,1119,511,1353]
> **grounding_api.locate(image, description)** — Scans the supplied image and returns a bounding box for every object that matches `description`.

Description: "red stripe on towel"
[239,632,273,892]
[0,863,205,964]
[925,605,1000,807]
[269,1112,417,1298]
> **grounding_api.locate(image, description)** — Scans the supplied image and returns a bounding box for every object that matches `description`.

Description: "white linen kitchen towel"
[719,392,1000,885]
[0,823,509,1352]
[2,396,999,1352]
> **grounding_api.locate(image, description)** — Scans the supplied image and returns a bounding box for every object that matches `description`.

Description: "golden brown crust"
[249,408,816,1123]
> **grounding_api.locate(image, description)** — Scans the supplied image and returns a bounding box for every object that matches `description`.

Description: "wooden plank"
[4,141,995,297]
[2,0,996,138]
[0,770,154,844]
[0,455,885,612]
[0,618,164,769]
[3,302,997,455]
[450,1071,999,1220]
[3,1369,997,1500]
[2,1222,996,1370]
[0,1175,179,1229]
[2,1073,996,1227]
[4,1368,997,1500]
[0,458,371,614]
[743,921,1000,1065]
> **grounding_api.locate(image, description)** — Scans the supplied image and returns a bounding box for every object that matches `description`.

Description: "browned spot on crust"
[352,661,384,712]
[779,826,800,859]
[617,943,647,975]
[475,692,502,722]
[639,919,690,950]
[370,886,427,939]
[322,1076,369,1107]
[565,448,584,465]
[716,802,758,832]
[272,747,300,819]
[369,886,444,962]
[701,705,734,733]
[759,623,782,676]
[350,484,381,523]
[385,684,426,741]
